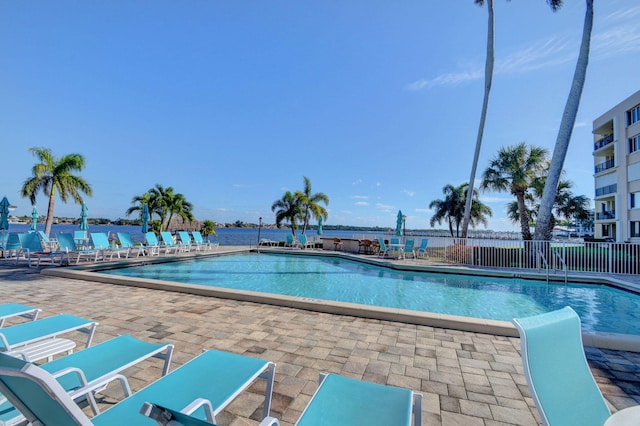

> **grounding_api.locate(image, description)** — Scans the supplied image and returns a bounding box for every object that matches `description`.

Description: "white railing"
[353,234,640,275]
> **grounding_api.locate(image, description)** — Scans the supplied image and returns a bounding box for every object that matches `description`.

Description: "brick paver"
[1,262,639,425]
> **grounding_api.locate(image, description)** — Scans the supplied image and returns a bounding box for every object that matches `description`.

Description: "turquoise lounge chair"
[160,231,189,254]
[57,233,103,264]
[0,349,276,425]
[90,232,131,260]
[16,233,65,267]
[145,232,166,256]
[298,234,313,249]
[415,239,428,259]
[142,372,421,426]
[512,307,612,426]
[402,239,415,260]
[296,373,421,426]
[0,304,40,328]
[285,234,295,247]
[0,314,98,361]
[1,233,21,259]
[37,230,57,251]
[0,334,173,425]
[177,231,195,251]
[191,231,216,251]
[117,231,147,257]
[377,238,390,258]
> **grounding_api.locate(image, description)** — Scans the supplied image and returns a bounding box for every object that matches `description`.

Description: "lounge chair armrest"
[68,373,133,401]
[51,366,90,387]
[140,401,218,426]
[258,417,280,426]
[181,398,215,423]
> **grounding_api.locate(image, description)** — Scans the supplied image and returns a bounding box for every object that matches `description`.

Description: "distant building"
[593,90,640,242]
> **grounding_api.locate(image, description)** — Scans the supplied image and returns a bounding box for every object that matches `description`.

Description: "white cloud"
[406,6,640,91]
[405,69,482,91]
[352,195,369,199]
[375,203,394,212]
[354,201,369,206]
[402,189,416,197]
[352,179,362,185]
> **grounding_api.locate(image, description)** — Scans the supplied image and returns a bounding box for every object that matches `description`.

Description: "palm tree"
[461,0,496,239]
[164,190,194,231]
[20,147,92,237]
[481,143,549,240]
[429,183,492,237]
[296,176,329,235]
[125,192,153,223]
[201,220,217,238]
[271,191,302,236]
[512,178,590,240]
[127,184,193,231]
[534,0,592,241]
[147,184,170,230]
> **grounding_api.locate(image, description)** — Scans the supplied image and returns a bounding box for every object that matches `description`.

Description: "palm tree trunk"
[44,188,56,237]
[302,210,309,235]
[516,191,532,240]
[462,0,494,238]
[534,0,593,241]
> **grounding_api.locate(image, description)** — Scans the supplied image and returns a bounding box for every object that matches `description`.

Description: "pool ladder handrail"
[536,249,568,284]
[553,251,568,284]
[536,250,550,283]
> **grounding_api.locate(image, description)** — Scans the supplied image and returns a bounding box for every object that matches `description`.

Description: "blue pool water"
[99,253,640,335]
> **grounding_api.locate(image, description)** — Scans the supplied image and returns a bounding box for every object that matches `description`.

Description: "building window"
[632,193,639,209]
[631,222,640,238]
[630,134,640,154]
[602,224,610,237]
[628,105,640,126]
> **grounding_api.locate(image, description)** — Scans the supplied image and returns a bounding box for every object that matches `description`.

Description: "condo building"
[593,90,640,242]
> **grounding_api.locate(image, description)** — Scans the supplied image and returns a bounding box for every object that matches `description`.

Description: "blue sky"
[1,1,639,231]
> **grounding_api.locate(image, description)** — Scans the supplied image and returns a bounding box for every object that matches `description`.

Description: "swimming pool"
[98,253,640,336]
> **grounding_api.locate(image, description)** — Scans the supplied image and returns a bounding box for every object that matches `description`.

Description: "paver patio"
[1,260,639,425]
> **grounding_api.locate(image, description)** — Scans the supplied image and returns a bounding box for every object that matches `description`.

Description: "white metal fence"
[354,234,640,275]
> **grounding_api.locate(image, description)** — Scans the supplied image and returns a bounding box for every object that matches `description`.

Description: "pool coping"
[41,248,640,352]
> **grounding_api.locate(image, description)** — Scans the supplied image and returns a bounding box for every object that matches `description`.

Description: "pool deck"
[2,248,640,425]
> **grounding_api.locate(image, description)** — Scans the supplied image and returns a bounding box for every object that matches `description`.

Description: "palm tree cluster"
[481,142,590,240]
[271,177,329,236]
[126,184,194,232]
[429,183,492,238]
[21,147,92,237]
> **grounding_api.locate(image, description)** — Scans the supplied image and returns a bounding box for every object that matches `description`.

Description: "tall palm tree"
[296,176,329,235]
[481,143,549,240]
[534,0,591,241]
[271,191,302,236]
[20,147,92,237]
[461,0,496,239]
[430,183,492,237]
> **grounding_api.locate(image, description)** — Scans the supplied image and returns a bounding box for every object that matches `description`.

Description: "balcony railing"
[596,210,616,220]
[595,184,617,197]
[595,159,615,173]
[594,134,614,150]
